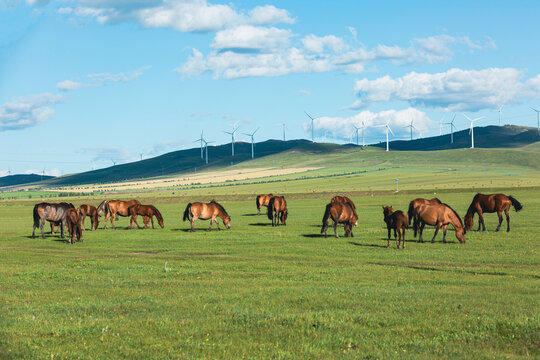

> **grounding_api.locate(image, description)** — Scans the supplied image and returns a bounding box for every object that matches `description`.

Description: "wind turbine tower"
[352,125,360,145]
[304,111,317,142]
[376,121,394,151]
[498,105,504,126]
[405,119,416,140]
[531,107,540,131]
[224,124,239,157]
[195,131,204,159]
[243,127,259,159]
[463,114,485,149]
[445,114,457,144]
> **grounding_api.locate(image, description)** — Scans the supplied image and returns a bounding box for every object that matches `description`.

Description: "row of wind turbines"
[192,107,540,163]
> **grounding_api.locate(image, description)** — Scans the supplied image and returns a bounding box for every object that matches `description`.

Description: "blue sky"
[1,0,540,176]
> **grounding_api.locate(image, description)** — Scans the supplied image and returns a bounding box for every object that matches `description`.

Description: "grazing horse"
[128,204,164,229]
[413,203,466,243]
[32,202,74,239]
[98,199,144,229]
[65,208,83,244]
[382,206,408,249]
[407,198,441,225]
[321,202,358,238]
[267,196,288,226]
[77,204,99,231]
[464,193,523,233]
[183,200,231,232]
[256,194,273,215]
[331,195,356,211]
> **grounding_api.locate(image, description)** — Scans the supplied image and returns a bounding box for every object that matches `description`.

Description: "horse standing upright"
[321,202,358,238]
[97,199,144,229]
[128,204,164,229]
[267,196,288,226]
[407,198,441,225]
[32,202,75,239]
[65,208,83,244]
[382,206,408,249]
[412,203,466,243]
[183,200,231,232]
[77,204,99,231]
[464,193,522,232]
[255,194,273,215]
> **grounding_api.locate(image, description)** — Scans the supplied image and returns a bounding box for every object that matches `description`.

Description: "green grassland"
[1,146,539,359]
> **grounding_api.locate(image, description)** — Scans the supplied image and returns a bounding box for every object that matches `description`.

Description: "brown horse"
[407,197,441,225]
[98,199,144,229]
[464,193,522,232]
[77,204,99,231]
[267,196,288,226]
[65,208,83,244]
[331,195,356,211]
[413,203,466,243]
[32,202,74,239]
[383,206,408,249]
[321,202,358,238]
[128,204,164,229]
[256,194,273,215]
[183,200,231,232]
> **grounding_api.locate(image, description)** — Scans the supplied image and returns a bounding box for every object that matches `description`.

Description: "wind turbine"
[376,121,394,151]
[463,114,485,149]
[304,111,318,142]
[194,131,204,159]
[352,125,360,145]
[243,127,259,159]
[531,107,540,131]
[445,114,457,144]
[405,119,416,140]
[497,105,504,126]
[202,139,214,164]
[223,124,239,157]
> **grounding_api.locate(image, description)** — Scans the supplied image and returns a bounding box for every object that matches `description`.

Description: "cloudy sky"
[1,0,540,175]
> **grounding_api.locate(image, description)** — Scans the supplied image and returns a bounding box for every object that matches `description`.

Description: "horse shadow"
[348,241,388,248]
[242,213,260,217]
[301,234,325,238]
[249,223,272,227]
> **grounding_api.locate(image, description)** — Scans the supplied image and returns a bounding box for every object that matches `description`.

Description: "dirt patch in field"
[129,251,161,255]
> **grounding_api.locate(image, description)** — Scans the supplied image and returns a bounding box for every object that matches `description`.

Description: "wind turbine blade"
[530,107,540,112]
[304,111,314,120]
[451,114,456,124]
[473,116,485,122]
[387,125,394,136]
[462,113,472,122]
[254,127,259,135]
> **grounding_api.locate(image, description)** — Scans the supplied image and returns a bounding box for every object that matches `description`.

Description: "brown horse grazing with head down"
[128,204,164,229]
[256,194,273,215]
[267,196,288,226]
[65,208,83,244]
[32,202,75,239]
[464,193,523,233]
[183,200,231,232]
[98,199,146,229]
[413,203,466,243]
[77,204,99,231]
[407,197,441,225]
[321,202,358,238]
[331,195,356,211]
[383,206,408,249]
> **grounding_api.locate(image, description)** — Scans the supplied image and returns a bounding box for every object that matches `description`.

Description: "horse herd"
[31,193,523,247]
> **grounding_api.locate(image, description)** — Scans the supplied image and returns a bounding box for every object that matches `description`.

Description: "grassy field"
[1,147,539,359]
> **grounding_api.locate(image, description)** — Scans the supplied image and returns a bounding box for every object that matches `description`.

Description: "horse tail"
[267,197,275,221]
[508,196,523,212]
[403,213,409,229]
[321,203,332,233]
[183,203,192,222]
[256,195,261,210]
[407,201,415,226]
[33,204,41,228]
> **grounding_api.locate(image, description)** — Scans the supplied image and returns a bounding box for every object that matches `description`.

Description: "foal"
[382,206,408,249]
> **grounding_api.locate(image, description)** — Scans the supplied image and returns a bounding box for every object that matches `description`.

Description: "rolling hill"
[0,174,54,187]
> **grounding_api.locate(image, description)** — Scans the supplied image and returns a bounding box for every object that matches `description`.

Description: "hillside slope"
[0,174,54,187]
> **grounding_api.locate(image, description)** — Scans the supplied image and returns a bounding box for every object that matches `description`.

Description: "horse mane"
[443,203,463,227]
[210,200,228,216]
[432,198,442,204]
[151,205,163,221]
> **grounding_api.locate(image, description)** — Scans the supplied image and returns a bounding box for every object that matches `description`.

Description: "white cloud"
[0,93,62,131]
[302,108,433,141]
[352,68,540,111]
[24,168,61,176]
[247,5,294,26]
[298,89,311,96]
[211,26,292,52]
[302,34,347,53]
[56,80,87,91]
[78,147,134,164]
[56,66,150,91]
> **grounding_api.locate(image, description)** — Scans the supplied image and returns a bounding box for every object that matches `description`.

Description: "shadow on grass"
[242,213,260,217]
[249,223,272,227]
[368,262,510,277]
[348,241,388,248]
[171,228,227,232]
[301,234,325,238]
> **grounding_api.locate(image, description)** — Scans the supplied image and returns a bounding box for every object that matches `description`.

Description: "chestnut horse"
[98,199,143,229]
[407,197,441,225]
[128,204,164,229]
[464,193,522,232]
[65,208,83,244]
[383,206,408,249]
[321,202,358,238]
[183,200,231,232]
[267,196,288,226]
[413,203,466,243]
[77,204,99,231]
[331,195,356,211]
[256,194,273,215]
[32,202,74,239]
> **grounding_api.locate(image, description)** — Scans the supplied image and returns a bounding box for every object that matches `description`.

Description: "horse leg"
[150,216,154,229]
[479,212,486,232]
[442,225,448,243]
[40,218,46,239]
[103,212,110,229]
[431,224,440,243]
[505,209,510,232]
[333,221,339,238]
[60,219,66,239]
[81,214,86,232]
[495,211,503,232]
[401,228,406,249]
[209,216,214,231]
[110,211,116,229]
[387,226,391,241]
[419,221,425,243]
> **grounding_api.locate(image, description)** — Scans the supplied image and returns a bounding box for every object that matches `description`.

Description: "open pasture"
[0,187,538,359]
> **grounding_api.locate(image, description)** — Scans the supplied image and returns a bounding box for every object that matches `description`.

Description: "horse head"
[224,216,231,229]
[464,213,473,233]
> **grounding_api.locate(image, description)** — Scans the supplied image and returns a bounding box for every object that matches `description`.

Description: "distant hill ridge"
[0,174,54,187]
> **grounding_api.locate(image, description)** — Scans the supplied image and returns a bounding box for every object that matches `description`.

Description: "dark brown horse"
[65,208,83,244]
[128,204,164,229]
[413,203,466,243]
[464,193,522,232]
[183,200,231,232]
[77,204,99,231]
[321,202,358,238]
[98,199,143,229]
[256,193,273,215]
[331,195,356,211]
[383,206,408,249]
[407,197,441,225]
[267,196,288,226]
[32,202,74,239]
